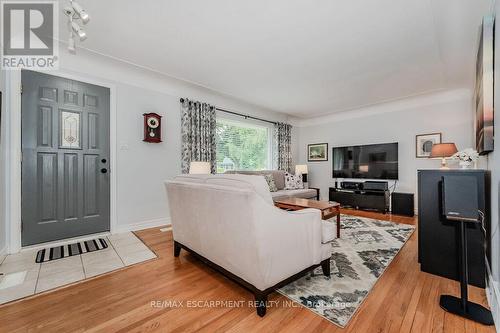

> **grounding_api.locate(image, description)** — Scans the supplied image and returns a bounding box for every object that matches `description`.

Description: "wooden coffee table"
[274,198,342,238]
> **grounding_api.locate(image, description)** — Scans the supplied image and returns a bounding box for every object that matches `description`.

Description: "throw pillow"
[264,174,278,192]
[284,172,304,190]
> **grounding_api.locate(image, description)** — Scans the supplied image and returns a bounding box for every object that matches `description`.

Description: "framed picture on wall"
[308,143,328,161]
[416,133,441,158]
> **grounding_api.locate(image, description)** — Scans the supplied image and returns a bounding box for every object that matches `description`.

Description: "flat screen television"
[332,142,398,180]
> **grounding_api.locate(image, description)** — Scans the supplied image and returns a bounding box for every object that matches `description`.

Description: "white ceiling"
[60,0,492,118]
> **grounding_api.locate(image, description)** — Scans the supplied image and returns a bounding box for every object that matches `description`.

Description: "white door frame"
[4,69,117,253]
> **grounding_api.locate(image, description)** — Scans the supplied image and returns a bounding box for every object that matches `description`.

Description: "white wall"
[113,84,181,231]
[0,45,289,250]
[293,89,474,207]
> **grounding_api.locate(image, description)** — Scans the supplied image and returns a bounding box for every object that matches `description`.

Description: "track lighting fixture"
[71,1,90,24]
[71,21,87,41]
[64,0,90,53]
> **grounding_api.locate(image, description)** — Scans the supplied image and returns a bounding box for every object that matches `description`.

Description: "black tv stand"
[329,187,389,213]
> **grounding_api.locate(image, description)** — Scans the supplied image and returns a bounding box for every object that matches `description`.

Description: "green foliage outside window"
[216,119,270,173]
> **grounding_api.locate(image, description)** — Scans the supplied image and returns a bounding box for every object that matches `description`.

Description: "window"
[216,117,272,173]
[60,110,81,148]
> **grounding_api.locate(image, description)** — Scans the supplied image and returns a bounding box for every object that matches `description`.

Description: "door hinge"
[21,221,23,232]
[20,84,23,94]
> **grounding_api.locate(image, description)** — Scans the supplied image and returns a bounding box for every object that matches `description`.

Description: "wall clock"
[143,113,162,143]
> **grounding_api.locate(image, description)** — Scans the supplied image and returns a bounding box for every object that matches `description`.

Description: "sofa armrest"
[308,187,320,200]
[252,205,326,288]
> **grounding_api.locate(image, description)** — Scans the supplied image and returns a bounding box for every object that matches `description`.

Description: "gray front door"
[21,70,110,246]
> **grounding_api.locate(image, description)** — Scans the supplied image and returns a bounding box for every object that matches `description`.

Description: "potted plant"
[452,148,479,169]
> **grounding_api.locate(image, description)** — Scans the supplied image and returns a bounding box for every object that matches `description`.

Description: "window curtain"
[274,122,292,171]
[180,98,217,174]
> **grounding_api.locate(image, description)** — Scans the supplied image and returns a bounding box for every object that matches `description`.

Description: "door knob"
[101,158,107,163]
[101,168,108,174]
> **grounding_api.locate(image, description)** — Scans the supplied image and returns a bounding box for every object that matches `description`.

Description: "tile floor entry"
[0,232,157,305]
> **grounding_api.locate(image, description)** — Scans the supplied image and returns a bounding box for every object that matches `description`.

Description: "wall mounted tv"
[332,142,399,180]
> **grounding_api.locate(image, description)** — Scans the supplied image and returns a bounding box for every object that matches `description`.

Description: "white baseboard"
[486,260,500,332]
[114,217,171,233]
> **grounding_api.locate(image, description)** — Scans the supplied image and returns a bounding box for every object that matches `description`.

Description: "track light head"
[77,29,87,41]
[71,21,87,41]
[71,1,90,24]
[65,0,90,53]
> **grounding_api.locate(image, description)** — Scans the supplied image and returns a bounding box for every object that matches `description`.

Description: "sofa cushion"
[284,172,304,190]
[267,170,285,190]
[270,189,317,201]
[174,174,273,204]
[205,174,273,204]
[269,190,290,201]
[225,170,286,190]
[263,174,278,192]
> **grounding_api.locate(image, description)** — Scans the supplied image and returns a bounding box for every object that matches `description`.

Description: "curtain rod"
[180,98,277,125]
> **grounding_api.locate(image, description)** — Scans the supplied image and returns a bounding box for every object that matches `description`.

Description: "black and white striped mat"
[35,238,108,263]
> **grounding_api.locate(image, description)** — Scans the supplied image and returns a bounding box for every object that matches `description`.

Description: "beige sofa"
[165,174,333,316]
[225,170,318,201]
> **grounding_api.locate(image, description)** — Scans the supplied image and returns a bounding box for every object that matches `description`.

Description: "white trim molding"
[5,70,22,254]
[114,218,171,234]
[486,260,500,331]
[4,70,118,254]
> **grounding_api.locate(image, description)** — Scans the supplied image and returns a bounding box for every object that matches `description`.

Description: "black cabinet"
[329,188,389,213]
[418,170,489,288]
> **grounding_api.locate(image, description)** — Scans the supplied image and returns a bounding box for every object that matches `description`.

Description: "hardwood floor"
[0,209,495,332]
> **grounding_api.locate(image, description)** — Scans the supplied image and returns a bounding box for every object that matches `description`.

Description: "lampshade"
[295,164,308,174]
[189,161,211,174]
[429,143,458,158]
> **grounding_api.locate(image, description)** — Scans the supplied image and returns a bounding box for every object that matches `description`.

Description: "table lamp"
[189,161,211,174]
[430,143,458,169]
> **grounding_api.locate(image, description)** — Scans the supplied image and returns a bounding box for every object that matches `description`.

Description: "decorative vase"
[459,160,473,169]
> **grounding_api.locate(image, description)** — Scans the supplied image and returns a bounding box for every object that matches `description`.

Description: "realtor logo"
[1,1,59,69]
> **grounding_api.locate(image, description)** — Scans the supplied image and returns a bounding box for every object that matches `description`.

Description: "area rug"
[278,214,415,328]
[35,238,108,263]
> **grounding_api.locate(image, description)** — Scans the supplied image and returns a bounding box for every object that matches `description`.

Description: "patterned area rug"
[35,238,108,263]
[278,214,415,328]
